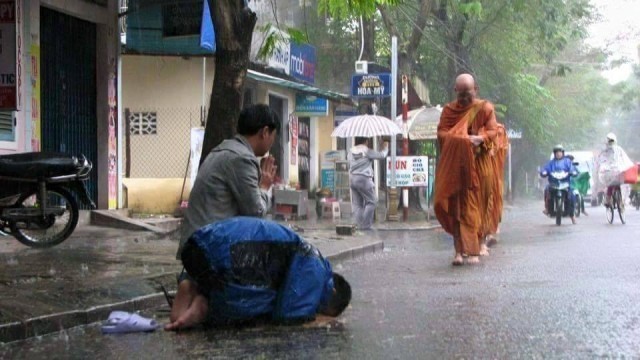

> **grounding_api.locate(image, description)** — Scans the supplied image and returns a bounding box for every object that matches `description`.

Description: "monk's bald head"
[455,74,475,88]
[453,73,478,106]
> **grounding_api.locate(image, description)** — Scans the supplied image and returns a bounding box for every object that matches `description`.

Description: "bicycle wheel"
[616,188,625,224]
[606,199,614,224]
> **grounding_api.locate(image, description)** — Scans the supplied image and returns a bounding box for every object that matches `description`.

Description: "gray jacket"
[348,144,388,178]
[177,135,271,258]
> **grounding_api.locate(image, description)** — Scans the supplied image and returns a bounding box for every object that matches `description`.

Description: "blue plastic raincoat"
[188,217,335,325]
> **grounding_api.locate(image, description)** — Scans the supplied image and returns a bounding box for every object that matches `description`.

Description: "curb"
[0,240,384,344]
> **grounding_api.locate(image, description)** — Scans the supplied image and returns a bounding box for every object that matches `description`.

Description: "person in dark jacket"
[165,217,352,331]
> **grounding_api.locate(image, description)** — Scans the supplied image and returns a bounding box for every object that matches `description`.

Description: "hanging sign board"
[351,73,391,98]
[0,0,20,110]
[295,94,328,116]
[386,156,429,187]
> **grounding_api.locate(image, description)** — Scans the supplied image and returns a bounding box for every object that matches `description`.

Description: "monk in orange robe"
[434,74,497,265]
[484,123,509,247]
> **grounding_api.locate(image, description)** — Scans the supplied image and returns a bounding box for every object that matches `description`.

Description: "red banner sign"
[0,0,20,110]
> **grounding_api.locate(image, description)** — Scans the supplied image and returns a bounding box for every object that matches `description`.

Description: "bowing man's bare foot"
[168,279,199,324]
[479,244,490,256]
[466,256,480,264]
[452,253,464,266]
[164,293,209,331]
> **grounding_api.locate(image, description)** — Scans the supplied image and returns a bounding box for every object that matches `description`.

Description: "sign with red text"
[0,0,20,110]
[386,156,429,187]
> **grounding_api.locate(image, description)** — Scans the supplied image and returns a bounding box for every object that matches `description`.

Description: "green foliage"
[256,24,308,61]
[317,0,403,19]
[457,0,483,18]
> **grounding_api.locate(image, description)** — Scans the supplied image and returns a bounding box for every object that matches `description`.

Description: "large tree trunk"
[200,0,257,167]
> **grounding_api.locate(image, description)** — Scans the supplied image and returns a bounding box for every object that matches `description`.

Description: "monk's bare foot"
[486,235,498,248]
[165,293,208,331]
[479,244,489,256]
[169,279,199,324]
[571,216,577,225]
[452,253,464,266]
[466,256,480,264]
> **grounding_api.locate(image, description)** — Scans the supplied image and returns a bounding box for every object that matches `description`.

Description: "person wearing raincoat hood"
[348,137,389,230]
[595,132,634,207]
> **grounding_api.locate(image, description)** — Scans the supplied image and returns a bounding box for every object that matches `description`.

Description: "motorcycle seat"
[0,152,82,178]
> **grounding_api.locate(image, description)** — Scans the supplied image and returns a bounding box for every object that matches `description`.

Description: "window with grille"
[129,112,157,135]
[0,111,15,142]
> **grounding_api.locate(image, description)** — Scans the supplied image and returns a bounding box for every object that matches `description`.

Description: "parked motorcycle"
[543,170,573,225]
[0,152,95,248]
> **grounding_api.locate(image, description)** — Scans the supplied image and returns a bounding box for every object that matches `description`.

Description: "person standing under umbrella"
[348,137,389,230]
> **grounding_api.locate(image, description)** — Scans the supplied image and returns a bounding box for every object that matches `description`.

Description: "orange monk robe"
[485,124,509,235]
[434,99,498,256]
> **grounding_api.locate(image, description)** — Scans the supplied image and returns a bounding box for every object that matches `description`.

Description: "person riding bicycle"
[595,133,634,207]
[540,144,578,224]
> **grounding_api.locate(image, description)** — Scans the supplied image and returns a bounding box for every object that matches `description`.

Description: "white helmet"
[606,132,617,143]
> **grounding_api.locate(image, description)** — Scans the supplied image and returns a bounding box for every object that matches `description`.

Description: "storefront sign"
[351,73,391,98]
[264,28,290,75]
[295,94,327,116]
[507,128,522,139]
[0,0,20,110]
[190,127,205,188]
[385,156,429,187]
[320,150,346,192]
[290,42,316,84]
[321,168,335,192]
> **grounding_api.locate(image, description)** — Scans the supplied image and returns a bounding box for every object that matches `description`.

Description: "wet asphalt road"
[2,200,640,359]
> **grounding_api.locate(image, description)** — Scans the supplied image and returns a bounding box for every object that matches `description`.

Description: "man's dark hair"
[237,104,280,136]
[354,137,369,146]
[320,273,351,317]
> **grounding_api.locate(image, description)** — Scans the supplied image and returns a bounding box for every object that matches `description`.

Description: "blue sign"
[321,169,335,192]
[295,94,328,116]
[290,43,316,84]
[351,73,392,98]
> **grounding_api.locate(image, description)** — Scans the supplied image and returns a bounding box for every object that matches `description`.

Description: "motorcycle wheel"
[634,195,639,211]
[9,186,79,248]
[555,196,562,226]
[574,194,581,218]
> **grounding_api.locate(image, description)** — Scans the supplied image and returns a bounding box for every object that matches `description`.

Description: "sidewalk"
[0,214,439,344]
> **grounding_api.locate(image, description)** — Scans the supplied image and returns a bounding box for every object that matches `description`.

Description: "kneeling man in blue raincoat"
[165,217,351,331]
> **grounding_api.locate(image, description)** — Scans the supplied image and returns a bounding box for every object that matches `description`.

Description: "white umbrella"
[395,105,442,140]
[331,114,402,138]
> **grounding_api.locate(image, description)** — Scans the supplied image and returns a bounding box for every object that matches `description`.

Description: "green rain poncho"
[572,171,590,196]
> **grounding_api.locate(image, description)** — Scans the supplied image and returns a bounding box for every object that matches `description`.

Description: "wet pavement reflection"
[2,202,640,358]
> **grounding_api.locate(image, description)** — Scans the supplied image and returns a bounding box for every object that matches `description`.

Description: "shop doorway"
[40,7,98,207]
[297,117,310,190]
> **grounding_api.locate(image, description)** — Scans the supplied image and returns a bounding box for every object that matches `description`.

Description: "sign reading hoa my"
[351,73,391,98]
